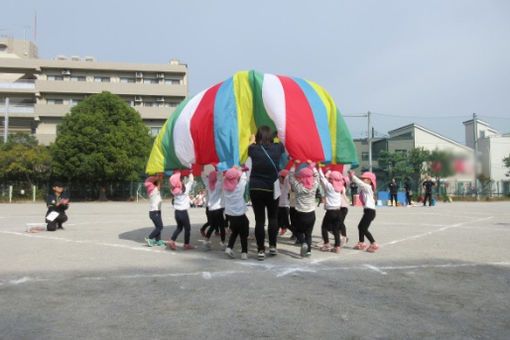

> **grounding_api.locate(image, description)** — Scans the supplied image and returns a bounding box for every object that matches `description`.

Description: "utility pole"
[3,97,9,143]
[473,113,478,200]
[367,111,372,172]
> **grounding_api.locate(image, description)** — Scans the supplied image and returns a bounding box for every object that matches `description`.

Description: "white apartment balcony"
[35,79,187,97]
[34,103,71,117]
[136,106,176,120]
[0,104,35,117]
[0,80,37,94]
[35,103,175,120]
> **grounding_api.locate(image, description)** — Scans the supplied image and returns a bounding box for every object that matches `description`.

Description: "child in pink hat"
[144,173,165,247]
[201,168,226,250]
[318,167,344,253]
[223,166,250,260]
[289,160,319,257]
[348,170,380,253]
[277,169,291,236]
[168,171,195,251]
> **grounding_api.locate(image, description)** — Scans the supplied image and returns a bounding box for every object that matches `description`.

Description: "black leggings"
[46,213,68,231]
[289,207,298,235]
[358,208,376,243]
[295,210,315,252]
[423,192,432,206]
[390,193,397,205]
[227,214,249,253]
[321,210,341,247]
[278,207,290,231]
[250,190,279,251]
[206,208,226,242]
[171,209,191,244]
[338,207,348,237]
[148,210,163,241]
[406,191,411,205]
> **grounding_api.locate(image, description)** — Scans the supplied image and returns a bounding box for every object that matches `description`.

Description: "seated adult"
[45,182,70,231]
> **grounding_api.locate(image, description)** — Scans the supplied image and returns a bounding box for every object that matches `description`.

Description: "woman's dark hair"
[255,125,274,146]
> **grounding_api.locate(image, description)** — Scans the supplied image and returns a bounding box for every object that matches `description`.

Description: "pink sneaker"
[168,239,177,250]
[319,243,332,252]
[200,230,206,238]
[183,244,195,250]
[280,229,287,235]
[366,244,380,253]
[333,246,341,253]
[353,242,368,250]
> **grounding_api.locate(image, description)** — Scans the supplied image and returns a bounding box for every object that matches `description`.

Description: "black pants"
[206,208,225,242]
[358,208,376,243]
[200,207,210,232]
[390,193,397,206]
[321,210,341,247]
[250,190,279,251]
[423,192,432,206]
[289,207,297,235]
[278,207,290,231]
[406,191,411,205]
[339,207,348,237]
[227,214,249,253]
[171,209,191,244]
[46,213,67,231]
[295,210,315,252]
[148,210,163,241]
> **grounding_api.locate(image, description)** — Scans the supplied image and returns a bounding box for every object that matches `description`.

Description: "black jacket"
[46,192,70,216]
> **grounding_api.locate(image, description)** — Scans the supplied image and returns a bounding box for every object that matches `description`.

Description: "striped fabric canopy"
[146,70,358,174]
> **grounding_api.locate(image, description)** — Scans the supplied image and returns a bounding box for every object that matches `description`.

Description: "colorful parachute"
[146,70,358,174]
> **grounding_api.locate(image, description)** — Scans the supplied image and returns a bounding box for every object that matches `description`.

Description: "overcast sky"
[2,0,509,143]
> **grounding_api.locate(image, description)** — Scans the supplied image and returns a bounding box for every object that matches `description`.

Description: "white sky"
[2,0,509,143]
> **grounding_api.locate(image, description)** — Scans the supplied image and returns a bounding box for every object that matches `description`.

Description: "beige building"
[0,38,188,144]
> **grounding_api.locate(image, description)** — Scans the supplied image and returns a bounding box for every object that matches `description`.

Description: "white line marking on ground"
[276,267,316,277]
[363,264,388,275]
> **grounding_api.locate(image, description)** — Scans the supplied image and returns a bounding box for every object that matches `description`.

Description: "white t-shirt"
[278,176,291,208]
[223,172,248,216]
[319,168,341,210]
[201,172,224,211]
[289,167,319,213]
[352,175,375,210]
[173,175,194,211]
[149,187,162,211]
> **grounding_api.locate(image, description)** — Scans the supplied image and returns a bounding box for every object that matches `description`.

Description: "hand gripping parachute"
[146,70,358,174]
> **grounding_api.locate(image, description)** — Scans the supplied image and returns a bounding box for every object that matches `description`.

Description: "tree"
[0,133,53,186]
[51,92,152,200]
[504,154,510,177]
[427,149,455,196]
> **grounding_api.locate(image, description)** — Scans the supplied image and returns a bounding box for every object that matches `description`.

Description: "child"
[168,171,194,250]
[277,169,291,236]
[318,167,343,253]
[288,186,298,241]
[339,175,350,247]
[144,173,165,246]
[223,166,250,260]
[45,181,70,231]
[289,161,319,257]
[201,169,226,250]
[348,170,380,252]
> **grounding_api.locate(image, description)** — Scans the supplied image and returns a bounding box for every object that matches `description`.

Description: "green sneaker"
[156,240,165,246]
[145,238,155,247]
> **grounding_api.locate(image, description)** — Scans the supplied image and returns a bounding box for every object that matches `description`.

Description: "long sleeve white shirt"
[319,168,341,210]
[289,167,319,213]
[351,175,376,210]
[201,172,224,211]
[278,176,291,208]
[149,187,162,211]
[223,172,248,216]
[173,174,194,211]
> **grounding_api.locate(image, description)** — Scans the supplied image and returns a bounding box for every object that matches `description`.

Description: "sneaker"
[168,239,177,250]
[145,238,155,247]
[340,236,349,247]
[280,229,286,235]
[366,244,380,253]
[220,242,227,250]
[333,246,341,254]
[289,235,296,241]
[200,230,206,238]
[300,243,308,257]
[156,240,165,247]
[203,241,211,250]
[183,244,195,250]
[305,251,312,257]
[269,247,278,256]
[257,251,265,261]
[353,242,368,250]
[225,247,234,258]
[241,252,248,260]
[319,243,332,252]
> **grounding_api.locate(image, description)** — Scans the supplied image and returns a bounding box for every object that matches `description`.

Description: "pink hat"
[327,171,343,192]
[169,171,183,195]
[208,171,217,191]
[279,169,289,177]
[223,168,241,192]
[298,167,314,189]
[342,175,350,187]
[360,171,377,191]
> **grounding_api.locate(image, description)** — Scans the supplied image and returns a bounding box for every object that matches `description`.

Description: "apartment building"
[0,38,188,144]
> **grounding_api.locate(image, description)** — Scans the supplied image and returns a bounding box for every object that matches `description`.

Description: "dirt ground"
[1,201,509,339]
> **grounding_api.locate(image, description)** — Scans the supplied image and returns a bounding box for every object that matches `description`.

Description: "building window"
[94,76,110,83]
[70,99,82,106]
[47,99,63,104]
[395,149,407,153]
[164,102,178,108]
[71,76,86,82]
[120,77,136,83]
[47,75,64,81]
[361,152,369,161]
[143,102,155,107]
[143,78,158,84]
[164,78,181,85]
[150,127,161,137]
